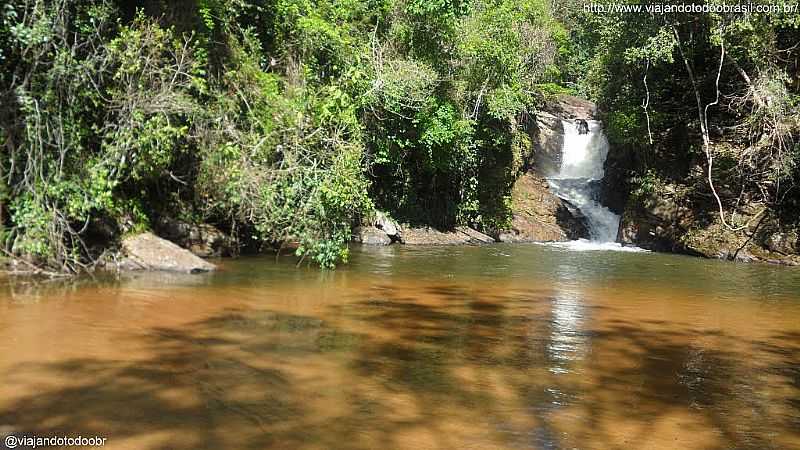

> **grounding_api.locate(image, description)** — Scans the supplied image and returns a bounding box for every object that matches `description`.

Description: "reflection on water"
[547,262,589,376]
[0,244,799,449]
[548,291,588,375]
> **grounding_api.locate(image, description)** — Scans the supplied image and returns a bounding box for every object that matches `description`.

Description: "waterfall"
[547,120,621,243]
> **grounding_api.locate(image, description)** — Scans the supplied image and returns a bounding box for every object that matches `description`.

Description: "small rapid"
[547,119,631,249]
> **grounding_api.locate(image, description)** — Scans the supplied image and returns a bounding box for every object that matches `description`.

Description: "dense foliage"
[0,0,562,270]
[2,0,798,272]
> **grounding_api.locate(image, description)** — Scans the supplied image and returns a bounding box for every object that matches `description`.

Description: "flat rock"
[542,94,597,120]
[403,227,495,245]
[456,226,496,244]
[121,232,217,274]
[402,227,471,245]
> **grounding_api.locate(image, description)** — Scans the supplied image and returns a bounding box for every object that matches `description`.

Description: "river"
[1,244,799,449]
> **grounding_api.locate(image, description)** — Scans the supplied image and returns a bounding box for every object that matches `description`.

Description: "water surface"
[1,244,799,449]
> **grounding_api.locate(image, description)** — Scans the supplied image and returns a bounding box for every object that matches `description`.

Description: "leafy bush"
[1,2,199,271]
[0,0,568,272]
[195,31,373,268]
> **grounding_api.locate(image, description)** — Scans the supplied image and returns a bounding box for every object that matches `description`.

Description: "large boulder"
[120,232,217,273]
[617,191,695,253]
[374,211,402,242]
[503,173,588,242]
[353,226,392,246]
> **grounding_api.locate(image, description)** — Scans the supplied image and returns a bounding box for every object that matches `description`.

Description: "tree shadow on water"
[0,286,798,449]
[0,309,367,449]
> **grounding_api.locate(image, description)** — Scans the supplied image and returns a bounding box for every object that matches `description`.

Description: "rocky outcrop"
[764,229,799,255]
[352,211,403,245]
[541,95,597,120]
[155,217,235,258]
[530,112,564,177]
[503,173,588,242]
[119,232,217,273]
[352,94,597,248]
[496,94,595,243]
[374,211,402,242]
[617,193,697,253]
[619,192,800,265]
[353,226,392,246]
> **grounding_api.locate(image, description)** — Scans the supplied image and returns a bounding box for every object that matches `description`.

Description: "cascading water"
[547,119,626,246]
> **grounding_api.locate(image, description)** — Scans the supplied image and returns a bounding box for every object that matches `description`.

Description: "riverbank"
[2,92,799,275]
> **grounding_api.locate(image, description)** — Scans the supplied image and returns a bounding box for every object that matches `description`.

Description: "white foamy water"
[558,120,610,180]
[543,239,648,252]
[547,119,633,248]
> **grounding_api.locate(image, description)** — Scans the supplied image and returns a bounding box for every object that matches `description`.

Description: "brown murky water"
[1,244,799,449]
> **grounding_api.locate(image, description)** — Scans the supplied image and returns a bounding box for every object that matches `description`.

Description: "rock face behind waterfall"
[502,173,588,242]
[542,95,598,120]
[502,95,597,242]
[528,96,597,178]
[529,112,564,177]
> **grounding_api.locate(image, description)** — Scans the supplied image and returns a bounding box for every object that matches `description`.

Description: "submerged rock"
[120,232,217,274]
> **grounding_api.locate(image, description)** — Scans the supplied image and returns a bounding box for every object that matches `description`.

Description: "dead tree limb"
[673,25,746,232]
